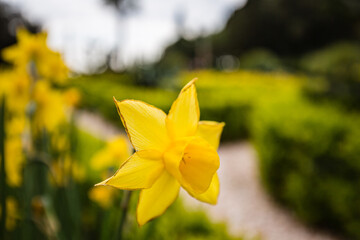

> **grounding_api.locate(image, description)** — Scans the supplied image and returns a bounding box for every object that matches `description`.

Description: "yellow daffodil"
[37,52,69,84]
[51,156,86,186]
[7,116,26,138]
[3,137,24,187]
[63,88,81,108]
[97,79,224,226]
[0,197,19,230]
[91,136,131,173]
[88,186,117,209]
[0,70,30,114]
[32,81,66,132]
[2,29,69,83]
[2,29,48,68]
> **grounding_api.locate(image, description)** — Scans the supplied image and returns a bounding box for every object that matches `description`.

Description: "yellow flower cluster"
[89,136,131,208]
[90,136,131,174]
[51,156,86,186]
[2,29,68,84]
[32,81,66,132]
[88,186,118,209]
[0,71,27,187]
[0,29,81,190]
[0,197,18,230]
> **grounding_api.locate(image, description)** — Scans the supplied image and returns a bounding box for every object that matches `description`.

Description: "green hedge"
[72,71,304,141]
[300,42,360,109]
[251,98,360,239]
[300,42,360,77]
[72,74,252,140]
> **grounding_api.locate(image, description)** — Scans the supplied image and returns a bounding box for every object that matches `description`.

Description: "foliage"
[300,42,360,76]
[238,49,284,72]
[300,42,360,109]
[71,72,178,126]
[211,0,360,56]
[123,197,242,240]
[251,97,360,239]
[72,70,305,141]
[152,0,360,78]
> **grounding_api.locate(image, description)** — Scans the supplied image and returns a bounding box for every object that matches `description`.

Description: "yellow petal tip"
[94,181,107,187]
[181,78,198,93]
[94,176,113,187]
[208,198,218,205]
[137,219,146,227]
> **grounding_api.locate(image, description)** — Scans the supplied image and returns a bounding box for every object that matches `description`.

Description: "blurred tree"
[103,0,139,71]
[155,0,360,72]
[103,0,138,14]
[211,0,360,56]
[238,48,284,71]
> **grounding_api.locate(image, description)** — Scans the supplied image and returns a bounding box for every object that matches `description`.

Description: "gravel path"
[181,142,340,240]
[76,110,340,240]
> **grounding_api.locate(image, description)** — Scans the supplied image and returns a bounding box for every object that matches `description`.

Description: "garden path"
[76,110,341,240]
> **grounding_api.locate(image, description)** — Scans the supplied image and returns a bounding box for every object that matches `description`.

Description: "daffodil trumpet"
[96,79,224,226]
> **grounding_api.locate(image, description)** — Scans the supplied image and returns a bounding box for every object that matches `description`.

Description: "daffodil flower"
[2,29,69,83]
[97,79,224,226]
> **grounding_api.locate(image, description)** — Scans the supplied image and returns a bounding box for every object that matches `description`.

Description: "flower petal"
[166,79,199,140]
[196,121,225,150]
[136,171,180,226]
[114,98,170,152]
[96,151,164,190]
[164,137,220,195]
[187,173,220,205]
[179,139,220,194]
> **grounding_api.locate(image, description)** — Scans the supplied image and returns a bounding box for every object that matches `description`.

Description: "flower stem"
[114,190,132,240]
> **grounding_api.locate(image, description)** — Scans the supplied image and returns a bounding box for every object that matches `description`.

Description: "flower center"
[163,137,219,194]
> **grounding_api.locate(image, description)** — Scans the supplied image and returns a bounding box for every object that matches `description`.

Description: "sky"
[2,0,246,72]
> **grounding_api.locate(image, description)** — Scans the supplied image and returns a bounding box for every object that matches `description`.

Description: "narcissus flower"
[97,79,224,226]
[32,81,66,132]
[2,29,69,83]
[91,136,131,173]
[88,186,118,209]
[0,197,19,230]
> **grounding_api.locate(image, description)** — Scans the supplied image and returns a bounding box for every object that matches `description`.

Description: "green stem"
[114,190,132,240]
[65,115,81,239]
[0,96,6,238]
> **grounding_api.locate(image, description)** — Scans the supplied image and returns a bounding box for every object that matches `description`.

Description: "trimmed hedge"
[251,98,360,239]
[72,70,304,141]
[300,42,360,77]
[300,42,360,109]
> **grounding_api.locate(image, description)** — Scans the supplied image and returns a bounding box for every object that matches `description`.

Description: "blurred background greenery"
[0,0,360,239]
